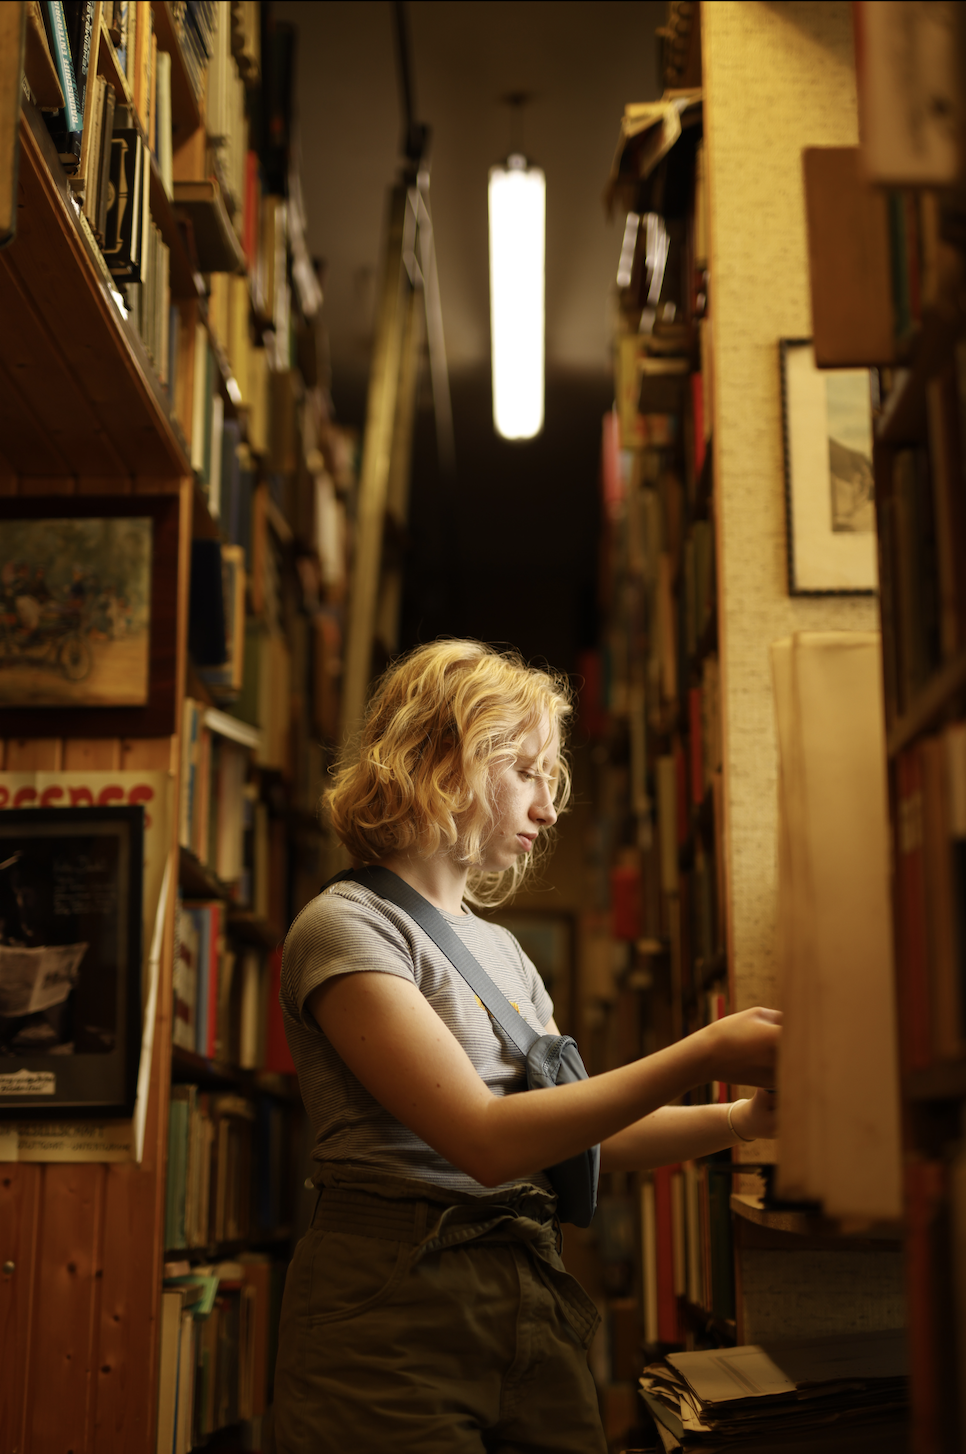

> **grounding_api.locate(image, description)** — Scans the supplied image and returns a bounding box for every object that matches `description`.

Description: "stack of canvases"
[639,1330,908,1452]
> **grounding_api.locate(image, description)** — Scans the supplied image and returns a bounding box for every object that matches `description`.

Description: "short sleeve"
[281,887,417,1032]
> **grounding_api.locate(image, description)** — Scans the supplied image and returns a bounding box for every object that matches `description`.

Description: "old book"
[772,632,901,1219]
[802,147,895,366]
[156,1288,186,1454]
[653,1164,681,1342]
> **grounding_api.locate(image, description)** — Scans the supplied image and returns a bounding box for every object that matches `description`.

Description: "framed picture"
[0,493,180,735]
[0,806,143,1117]
[780,339,878,595]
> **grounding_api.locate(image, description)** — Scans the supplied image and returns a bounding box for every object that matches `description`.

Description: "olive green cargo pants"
[273,1164,607,1454]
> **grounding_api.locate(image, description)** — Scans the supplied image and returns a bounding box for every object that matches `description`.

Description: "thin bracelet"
[727,1099,755,1143]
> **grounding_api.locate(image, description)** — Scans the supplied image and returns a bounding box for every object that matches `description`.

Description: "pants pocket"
[303,1229,411,1325]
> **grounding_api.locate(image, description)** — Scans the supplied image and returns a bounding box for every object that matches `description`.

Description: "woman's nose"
[532,788,557,826]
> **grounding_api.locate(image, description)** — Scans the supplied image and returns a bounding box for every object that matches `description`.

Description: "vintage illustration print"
[0,516,153,707]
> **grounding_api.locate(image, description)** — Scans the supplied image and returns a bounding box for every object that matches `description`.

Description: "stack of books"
[639,1330,907,1452]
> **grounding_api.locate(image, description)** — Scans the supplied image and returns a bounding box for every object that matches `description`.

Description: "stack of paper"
[639,1330,907,1452]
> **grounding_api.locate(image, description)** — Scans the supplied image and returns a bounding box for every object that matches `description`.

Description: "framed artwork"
[0,493,180,735]
[780,339,878,595]
[0,806,143,1117]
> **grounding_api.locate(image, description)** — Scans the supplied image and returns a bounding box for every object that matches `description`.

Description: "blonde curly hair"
[326,639,572,907]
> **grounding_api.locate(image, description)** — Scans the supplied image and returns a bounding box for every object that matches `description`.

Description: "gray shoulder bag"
[324,866,599,1227]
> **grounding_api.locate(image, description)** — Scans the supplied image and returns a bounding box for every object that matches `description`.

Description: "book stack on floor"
[639,1330,908,1453]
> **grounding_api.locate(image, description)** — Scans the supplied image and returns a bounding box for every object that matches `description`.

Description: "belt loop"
[414,1199,429,1243]
[312,1188,323,1226]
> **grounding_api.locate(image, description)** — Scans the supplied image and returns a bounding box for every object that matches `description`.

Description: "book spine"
[44,1,82,151]
[896,746,932,1072]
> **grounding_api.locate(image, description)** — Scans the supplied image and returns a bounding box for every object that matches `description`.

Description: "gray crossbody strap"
[332,866,540,1059]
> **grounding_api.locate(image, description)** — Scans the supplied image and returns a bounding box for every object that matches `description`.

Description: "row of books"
[157,1252,284,1454]
[879,346,966,721]
[127,219,172,380]
[178,703,256,887]
[173,898,291,1068]
[894,722,966,1071]
[165,1087,254,1250]
[641,1159,736,1347]
[167,0,217,105]
[164,1079,292,1250]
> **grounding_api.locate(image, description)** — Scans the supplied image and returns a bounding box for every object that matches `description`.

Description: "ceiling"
[274,0,665,672]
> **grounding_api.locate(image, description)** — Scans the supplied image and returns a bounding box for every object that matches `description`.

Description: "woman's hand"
[696,1007,781,1088]
[730,1088,777,1142]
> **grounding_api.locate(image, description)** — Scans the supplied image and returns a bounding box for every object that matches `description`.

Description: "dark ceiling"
[275,0,664,675]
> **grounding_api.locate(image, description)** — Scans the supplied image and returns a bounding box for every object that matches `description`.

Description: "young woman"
[273,640,779,1454]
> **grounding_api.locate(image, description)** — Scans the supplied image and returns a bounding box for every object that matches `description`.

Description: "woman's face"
[478,715,560,873]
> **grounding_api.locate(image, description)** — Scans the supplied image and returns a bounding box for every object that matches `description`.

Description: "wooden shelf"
[173,179,246,275]
[886,648,966,757]
[730,1193,902,1244]
[171,1044,300,1103]
[178,848,283,948]
[163,1228,294,1262]
[97,15,136,113]
[1,98,189,479]
[150,0,203,141]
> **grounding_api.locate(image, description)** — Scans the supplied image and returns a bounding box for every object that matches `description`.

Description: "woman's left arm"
[599,1089,776,1172]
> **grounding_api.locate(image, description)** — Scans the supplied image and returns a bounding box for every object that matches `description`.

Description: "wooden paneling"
[4,739,61,770]
[62,740,122,771]
[29,1165,106,1453]
[0,1166,41,1454]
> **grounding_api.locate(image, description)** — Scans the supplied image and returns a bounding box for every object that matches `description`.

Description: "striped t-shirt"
[281,880,555,1194]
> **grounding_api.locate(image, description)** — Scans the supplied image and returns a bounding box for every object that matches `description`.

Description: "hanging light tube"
[488,153,545,440]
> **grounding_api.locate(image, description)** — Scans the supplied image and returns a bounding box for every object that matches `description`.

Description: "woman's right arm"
[307,969,779,1187]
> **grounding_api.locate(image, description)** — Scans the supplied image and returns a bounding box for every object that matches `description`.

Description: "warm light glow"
[488,155,545,440]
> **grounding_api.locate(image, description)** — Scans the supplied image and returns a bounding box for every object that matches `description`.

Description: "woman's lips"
[517,834,536,852]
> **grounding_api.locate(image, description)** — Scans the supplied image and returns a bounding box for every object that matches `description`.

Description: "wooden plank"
[803,147,896,367]
[97,906,176,1454]
[29,1164,106,1453]
[0,357,74,476]
[0,1165,41,1454]
[120,738,173,770]
[3,739,61,770]
[342,186,410,736]
[8,111,188,478]
[0,255,129,477]
[63,740,122,770]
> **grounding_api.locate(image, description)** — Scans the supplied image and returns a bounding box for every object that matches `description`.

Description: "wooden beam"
[341,185,411,737]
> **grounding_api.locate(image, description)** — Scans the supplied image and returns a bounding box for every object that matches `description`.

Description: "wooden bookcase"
[585,6,911,1441]
[0,5,344,1449]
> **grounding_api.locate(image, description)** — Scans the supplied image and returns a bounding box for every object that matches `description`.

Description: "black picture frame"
[0,492,180,736]
[0,806,144,1117]
[780,338,878,596]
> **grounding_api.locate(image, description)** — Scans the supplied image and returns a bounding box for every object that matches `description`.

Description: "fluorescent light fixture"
[488,153,545,440]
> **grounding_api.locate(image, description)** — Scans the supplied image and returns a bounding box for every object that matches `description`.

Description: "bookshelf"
[0,5,354,1451]
[797,5,966,1445]
[585,5,911,1443]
